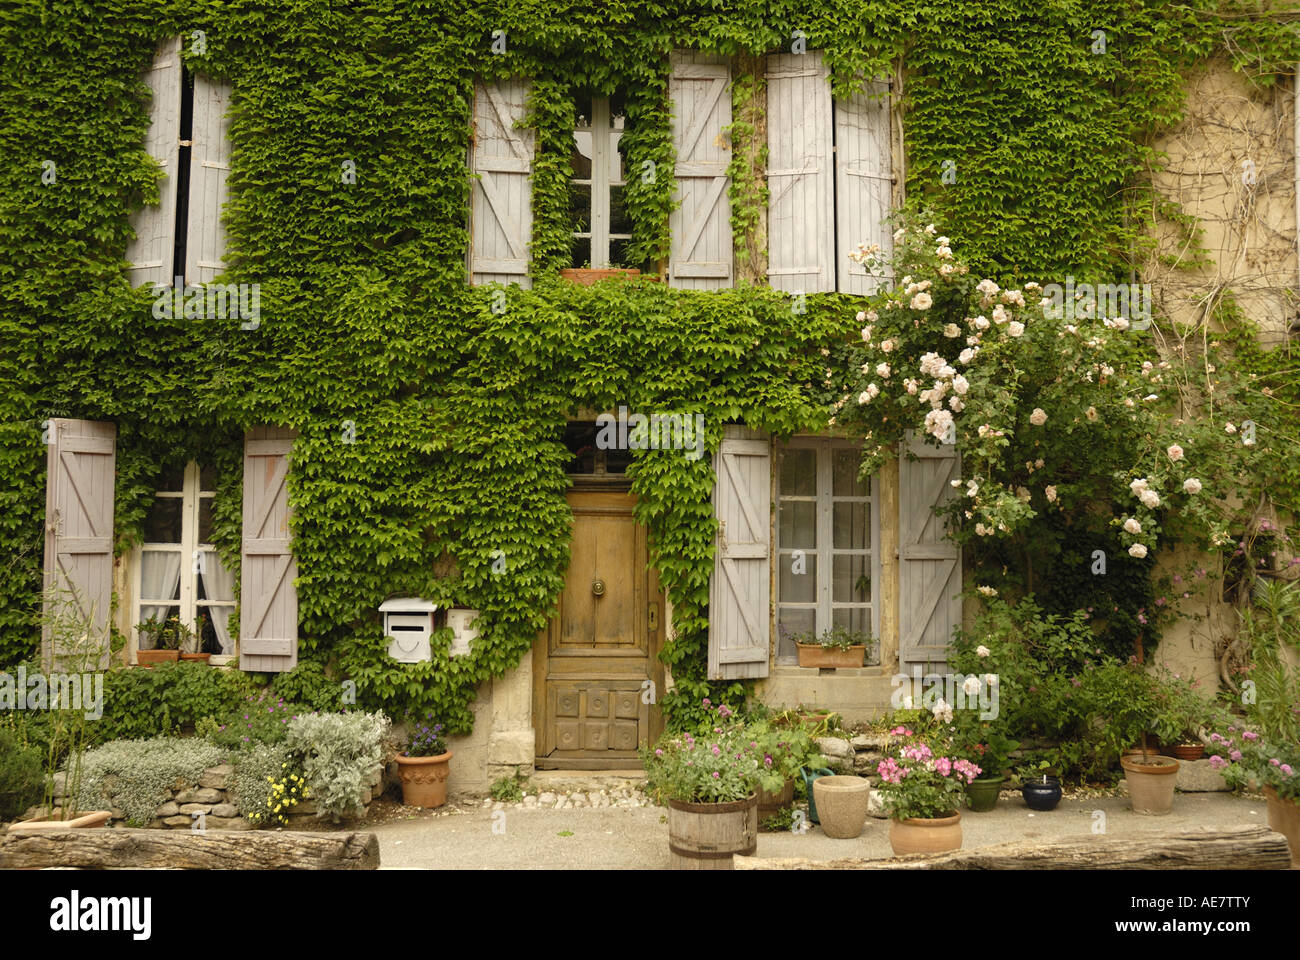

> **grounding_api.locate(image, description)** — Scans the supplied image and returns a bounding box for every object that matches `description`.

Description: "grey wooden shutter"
[668,51,732,289]
[835,80,894,294]
[42,419,116,672]
[898,432,962,669]
[240,427,298,672]
[186,74,233,284]
[470,78,533,286]
[708,426,770,680]
[766,51,834,293]
[126,35,182,289]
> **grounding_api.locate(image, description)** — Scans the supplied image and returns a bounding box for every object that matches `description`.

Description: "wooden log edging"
[0,829,380,870]
[733,825,1291,870]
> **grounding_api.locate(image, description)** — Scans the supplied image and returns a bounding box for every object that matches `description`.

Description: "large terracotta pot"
[1121,754,1179,815]
[888,810,963,856]
[394,750,453,808]
[667,794,758,870]
[812,776,871,839]
[795,643,865,669]
[1264,786,1300,869]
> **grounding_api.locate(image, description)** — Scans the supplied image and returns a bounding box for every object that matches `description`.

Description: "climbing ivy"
[1,0,1298,729]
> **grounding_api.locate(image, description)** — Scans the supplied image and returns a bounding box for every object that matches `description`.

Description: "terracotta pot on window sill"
[559,267,641,286]
[795,643,865,669]
[179,652,212,665]
[136,649,180,667]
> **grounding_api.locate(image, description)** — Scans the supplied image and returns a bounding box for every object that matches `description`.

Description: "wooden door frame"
[533,487,666,768]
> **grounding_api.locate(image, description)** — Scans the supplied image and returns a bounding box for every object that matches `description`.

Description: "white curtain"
[200,552,236,654]
[139,551,182,646]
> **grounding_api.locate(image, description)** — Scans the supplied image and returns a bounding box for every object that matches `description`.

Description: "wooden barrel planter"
[667,794,758,870]
[757,779,795,823]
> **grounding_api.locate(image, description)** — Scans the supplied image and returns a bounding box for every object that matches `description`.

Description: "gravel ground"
[369,782,1270,869]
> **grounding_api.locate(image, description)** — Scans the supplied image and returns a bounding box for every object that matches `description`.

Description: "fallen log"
[0,828,380,870]
[734,825,1291,870]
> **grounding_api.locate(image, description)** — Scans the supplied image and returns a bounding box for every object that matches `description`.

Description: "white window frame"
[572,96,630,268]
[129,460,236,665]
[774,437,880,665]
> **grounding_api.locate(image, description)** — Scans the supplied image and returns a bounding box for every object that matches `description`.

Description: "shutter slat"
[766,51,834,293]
[125,36,182,289]
[240,427,298,673]
[43,419,116,672]
[669,51,732,290]
[708,426,770,680]
[186,73,233,284]
[897,431,962,669]
[470,77,533,287]
[835,79,894,294]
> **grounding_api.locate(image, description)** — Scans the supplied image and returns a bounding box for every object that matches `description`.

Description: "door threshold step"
[527,770,647,792]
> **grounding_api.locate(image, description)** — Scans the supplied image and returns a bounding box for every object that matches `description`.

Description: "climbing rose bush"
[831,216,1259,561]
[874,726,981,820]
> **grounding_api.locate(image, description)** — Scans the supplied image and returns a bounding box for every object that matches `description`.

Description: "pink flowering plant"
[874,727,982,820]
[641,700,786,804]
[1207,725,1299,803]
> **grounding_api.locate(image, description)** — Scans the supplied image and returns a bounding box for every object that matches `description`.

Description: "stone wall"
[33,764,384,830]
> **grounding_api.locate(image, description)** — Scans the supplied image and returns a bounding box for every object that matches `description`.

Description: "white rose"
[949,396,964,412]
[911,292,933,311]
[976,645,991,657]
[1167,444,1184,462]
[974,316,990,330]
[1225,423,1237,434]
[1086,406,1098,421]
[1183,478,1202,494]
[952,374,970,395]
[876,362,891,378]
[1045,485,1058,502]
[1123,517,1141,534]
[1128,543,1148,559]
[858,391,870,404]
[992,304,1009,324]
[1139,489,1160,509]
[943,323,960,338]
[856,310,867,323]
[1029,408,1047,426]
[1129,477,1149,494]
[962,675,981,696]
[958,348,975,364]
[1008,321,1025,337]
[880,339,895,353]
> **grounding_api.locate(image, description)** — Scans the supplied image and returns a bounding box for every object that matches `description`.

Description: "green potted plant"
[1149,670,1214,760]
[135,615,183,666]
[746,716,825,822]
[953,716,1019,812]
[794,626,870,669]
[874,726,981,855]
[642,700,778,869]
[394,713,452,808]
[180,613,212,664]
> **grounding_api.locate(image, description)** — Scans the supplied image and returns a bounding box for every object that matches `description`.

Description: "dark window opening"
[561,421,632,475]
[172,64,195,282]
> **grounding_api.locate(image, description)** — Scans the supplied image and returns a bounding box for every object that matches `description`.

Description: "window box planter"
[559,268,641,286]
[136,649,179,667]
[795,642,864,669]
[179,652,211,665]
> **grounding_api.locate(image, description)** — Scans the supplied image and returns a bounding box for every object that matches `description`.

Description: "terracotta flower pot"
[1122,754,1179,815]
[795,643,865,669]
[179,652,211,665]
[394,750,453,808]
[1263,786,1300,869]
[1165,742,1205,761]
[136,649,179,667]
[668,794,758,870]
[812,776,871,838]
[888,810,963,856]
[559,268,641,286]
[9,810,111,832]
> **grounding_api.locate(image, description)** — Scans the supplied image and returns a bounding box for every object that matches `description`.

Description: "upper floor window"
[569,93,633,268]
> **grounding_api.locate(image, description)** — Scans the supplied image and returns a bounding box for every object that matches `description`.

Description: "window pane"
[777,607,815,659]
[568,182,591,235]
[143,497,183,543]
[199,464,216,490]
[832,501,869,549]
[609,236,633,269]
[779,448,816,496]
[137,605,180,650]
[610,184,632,238]
[562,422,598,474]
[778,552,816,603]
[571,129,593,179]
[778,500,816,549]
[569,233,591,269]
[609,110,625,181]
[156,465,185,492]
[832,606,872,639]
[833,553,871,603]
[833,448,865,497]
[198,497,215,544]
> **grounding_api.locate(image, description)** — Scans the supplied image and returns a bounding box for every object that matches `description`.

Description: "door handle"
[592,578,606,597]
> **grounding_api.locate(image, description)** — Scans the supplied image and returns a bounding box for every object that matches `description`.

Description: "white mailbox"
[446,608,479,657]
[381,598,438,663]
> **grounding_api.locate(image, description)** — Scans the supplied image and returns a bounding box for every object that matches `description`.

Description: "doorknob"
[592,578,606,597]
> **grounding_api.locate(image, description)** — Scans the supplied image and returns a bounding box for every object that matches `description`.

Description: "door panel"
[535,490,663,767]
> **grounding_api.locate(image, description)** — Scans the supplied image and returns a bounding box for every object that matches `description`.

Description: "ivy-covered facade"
[3,2,1298,788]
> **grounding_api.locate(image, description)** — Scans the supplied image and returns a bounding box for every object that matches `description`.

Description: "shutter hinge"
[179,139,194,147]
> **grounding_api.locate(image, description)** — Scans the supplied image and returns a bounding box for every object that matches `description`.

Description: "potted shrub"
[393,713,452,808]
[747,717,824,822]
[1209,726,1299,867]
[135,615,183,665]
[874,726,981,856]
[1120,748,1179,815]
[794,627,869,669]
[1150,669,1213,760]
[641,701,776,869]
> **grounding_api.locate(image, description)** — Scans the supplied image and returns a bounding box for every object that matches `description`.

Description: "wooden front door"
[534,489,664,769]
